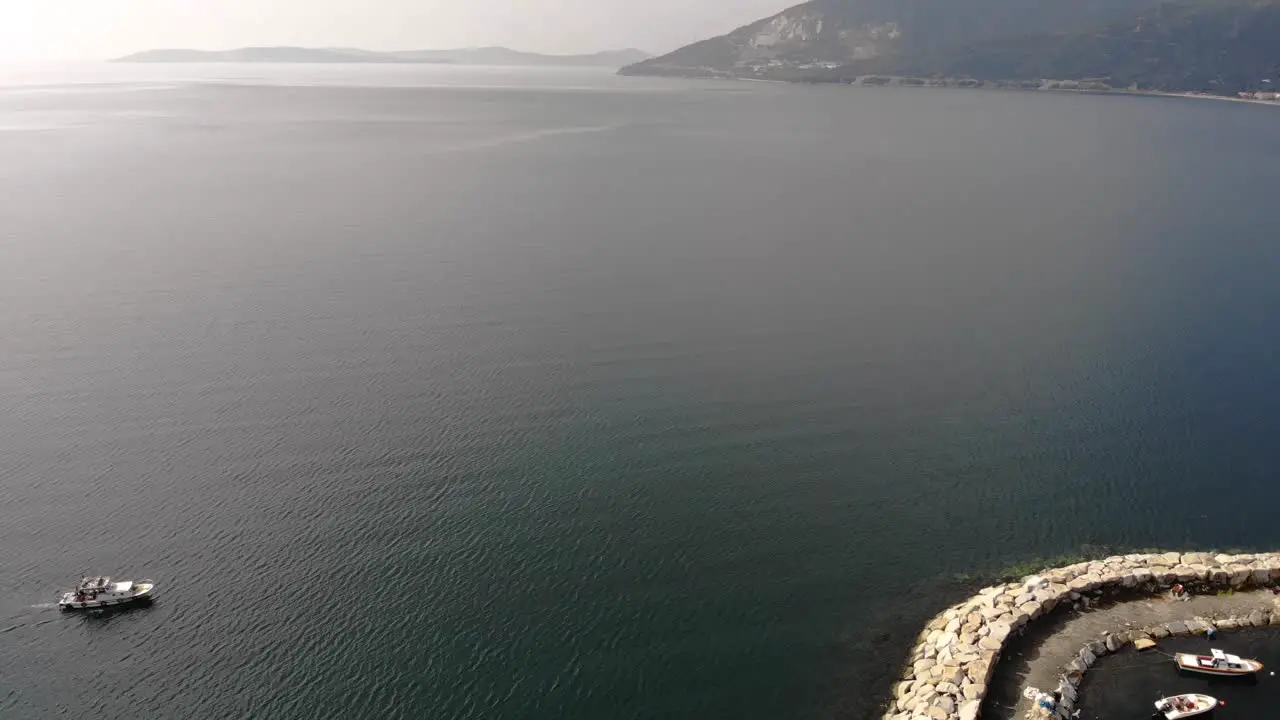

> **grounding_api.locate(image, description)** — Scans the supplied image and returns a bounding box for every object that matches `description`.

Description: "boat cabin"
[1200,649,1248,670]
[72,576,132,600]
[78,576,111,592]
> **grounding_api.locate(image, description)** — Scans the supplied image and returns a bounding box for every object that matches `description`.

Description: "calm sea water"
[3,64,1280,719]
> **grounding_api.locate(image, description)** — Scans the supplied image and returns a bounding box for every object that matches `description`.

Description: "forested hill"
[622,0,1280,94]
[822,0,1280,92]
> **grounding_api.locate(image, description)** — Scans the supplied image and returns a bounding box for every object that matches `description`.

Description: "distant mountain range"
[115,46,652,68]
[620,0,1280,94]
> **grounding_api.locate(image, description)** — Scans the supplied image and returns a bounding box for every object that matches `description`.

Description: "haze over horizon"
[0,0,792,62]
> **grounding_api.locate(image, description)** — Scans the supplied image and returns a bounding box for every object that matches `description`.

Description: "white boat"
[1175,647,1264,676]
[1154,693,1218,718]
[58,576,155,611]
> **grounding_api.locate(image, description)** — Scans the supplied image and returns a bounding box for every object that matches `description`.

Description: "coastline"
[623,70,1280,108]
[881,552,1280,720]
[1126,89,1280,107]
[984,588,1280,719]
[1027,85,1280,108]
[851,82,1280,109]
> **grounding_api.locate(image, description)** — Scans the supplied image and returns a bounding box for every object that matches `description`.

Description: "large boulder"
[936,666,964,686]
[912,689,938,711]
[1034,589,1060,613]
[1067,574,1102,592]
[1079,646,1097,667]
[934,631,957,650]
[1230,567,1253,587]
[980,606,1009,622]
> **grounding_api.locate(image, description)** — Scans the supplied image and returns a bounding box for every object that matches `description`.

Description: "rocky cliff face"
[620,3,906,78]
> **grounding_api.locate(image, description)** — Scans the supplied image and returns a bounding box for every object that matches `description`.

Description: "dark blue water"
[3,65,1280,719]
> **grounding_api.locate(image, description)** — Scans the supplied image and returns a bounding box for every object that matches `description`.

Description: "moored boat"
[58,576,155,611]
[1154,693,1218,718]
[1175,647,1263,676]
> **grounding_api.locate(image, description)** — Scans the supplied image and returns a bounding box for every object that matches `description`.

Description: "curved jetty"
[882,552,1280,720]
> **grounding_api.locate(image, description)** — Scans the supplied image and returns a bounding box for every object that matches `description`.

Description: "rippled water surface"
[4,64,1280,719]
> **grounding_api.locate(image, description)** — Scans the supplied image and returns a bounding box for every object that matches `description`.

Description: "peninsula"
[115,46,652,68]
[621,0,1280,97]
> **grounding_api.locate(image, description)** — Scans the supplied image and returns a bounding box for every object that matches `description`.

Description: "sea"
[3,63,1280,720]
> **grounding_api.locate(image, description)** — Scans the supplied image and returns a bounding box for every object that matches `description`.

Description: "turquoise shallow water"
[3,65,1280,719]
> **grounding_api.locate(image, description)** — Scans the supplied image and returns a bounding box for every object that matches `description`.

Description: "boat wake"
[29,602,56,610]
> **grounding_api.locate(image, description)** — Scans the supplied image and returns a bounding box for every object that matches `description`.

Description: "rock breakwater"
[883,552,1280,720]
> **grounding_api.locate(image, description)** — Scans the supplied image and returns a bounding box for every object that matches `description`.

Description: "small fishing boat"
[1175,648,1263,676]
[1154,693,1218,719]
[1175,647,1263,676]
[58,576,155,611]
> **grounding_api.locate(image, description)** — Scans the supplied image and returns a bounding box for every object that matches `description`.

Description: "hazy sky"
[0,0,792,61]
